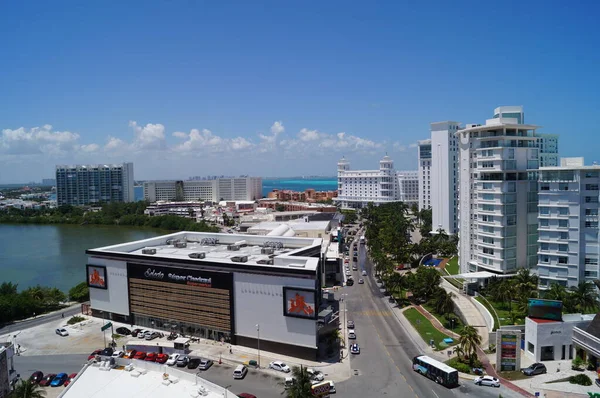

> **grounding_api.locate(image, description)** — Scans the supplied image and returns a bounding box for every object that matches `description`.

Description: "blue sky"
[1,0,599,183]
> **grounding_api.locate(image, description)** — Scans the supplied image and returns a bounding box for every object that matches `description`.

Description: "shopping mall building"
[86,231,324,360]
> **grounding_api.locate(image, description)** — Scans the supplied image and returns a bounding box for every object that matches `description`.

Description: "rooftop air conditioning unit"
[231,255,248,263]
[261,247,275,255]
[175,241,187,248]
[166,239,177,245]
[227,244,240,251]
[142,248,156,255]
[188,252,206,259]
[257,259,274,265]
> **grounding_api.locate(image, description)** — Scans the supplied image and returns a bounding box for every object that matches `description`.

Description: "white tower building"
[418,139,432,210]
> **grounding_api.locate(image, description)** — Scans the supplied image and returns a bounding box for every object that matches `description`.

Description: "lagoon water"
[0,224,164,292]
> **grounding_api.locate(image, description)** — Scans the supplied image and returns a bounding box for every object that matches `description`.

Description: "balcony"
[573,327,600,359]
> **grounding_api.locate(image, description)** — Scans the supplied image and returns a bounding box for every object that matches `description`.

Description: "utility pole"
[256,324,260,368]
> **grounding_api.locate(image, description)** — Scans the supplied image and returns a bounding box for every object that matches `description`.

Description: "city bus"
[412,355,459,387]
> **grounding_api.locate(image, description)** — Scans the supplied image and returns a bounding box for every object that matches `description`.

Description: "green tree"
[569,282,600,313]
[11,378,47,398]
[458,325,482,366]
[286,365,313,398]
[69,282,90,302]
[433,288,455,318]
[544,283,567,301]
[0,282,18,296]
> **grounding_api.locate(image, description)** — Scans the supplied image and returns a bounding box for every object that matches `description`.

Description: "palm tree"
[545,283,567,301]
[458,325,482,366]
[433,288,455,319]
[11,379,47,398]
[453,344,465,362]
[514,268,539,302]
[569,282,600,313]
[287,365,313,398]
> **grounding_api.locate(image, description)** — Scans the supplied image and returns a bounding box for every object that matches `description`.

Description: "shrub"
[445,357,472,373]
[68,282,89,302]
[572,356,584,370]
[569,374,592,386]
[67,315,85,325]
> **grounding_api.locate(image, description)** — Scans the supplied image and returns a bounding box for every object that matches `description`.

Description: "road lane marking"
[432,390,440,398]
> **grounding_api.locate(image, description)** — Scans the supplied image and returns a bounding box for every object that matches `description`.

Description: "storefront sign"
[87,265,108,290]
[283,287,317,320]
[499,333,518,371]
[127,263,232,290]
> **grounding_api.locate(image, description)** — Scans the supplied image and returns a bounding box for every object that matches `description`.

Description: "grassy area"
[445,276,464,290]
[475,296,524,327]
[498,371,530,381]
[422,302,464,332]
[445,256,460,275]
[403,307,455,351]
[475,296,500,331]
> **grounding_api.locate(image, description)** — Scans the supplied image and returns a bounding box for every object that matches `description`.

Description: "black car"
[116,327,131,336]
[522,363,547,376]
[131,328,143,337]
[346,278,354,286]
[352,256,358,262]
[29,371,44,384]
[187,357,201,369]
[167,332,178,341]
[101,347,114,357]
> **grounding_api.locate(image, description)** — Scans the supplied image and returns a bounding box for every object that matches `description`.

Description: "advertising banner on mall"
[283,287,317,320]
[87,264,108,289]
[127,263,233,290]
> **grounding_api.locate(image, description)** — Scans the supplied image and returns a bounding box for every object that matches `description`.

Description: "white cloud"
[104,136,127,152]
[393,142,407,151]
[0,125,84,155]
[173,128,253,153]
[77,143,100,153]
[409,142,418,148]
[298,128,321,142]
[172,131,188,139]
[270,121,285,135]
[128,120,166,150]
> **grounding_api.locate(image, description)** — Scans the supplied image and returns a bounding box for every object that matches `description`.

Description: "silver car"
[474,375,500,387]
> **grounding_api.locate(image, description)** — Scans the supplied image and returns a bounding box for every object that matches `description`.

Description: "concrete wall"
[88,257,130,316]
[233,272,317,349]
[524,317,591,362]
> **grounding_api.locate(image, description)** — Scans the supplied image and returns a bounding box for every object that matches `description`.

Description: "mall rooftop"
[86,231,321,272]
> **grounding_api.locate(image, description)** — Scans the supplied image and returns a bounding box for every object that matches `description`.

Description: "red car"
[155,353,168,364]
[63,373,78,387]
[145,352,157,362]
[88,349,102,360]
[133,351,147,360]
[238,394,257,398]
[39,374,57,387]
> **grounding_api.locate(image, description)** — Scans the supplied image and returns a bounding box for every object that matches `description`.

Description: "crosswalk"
[353,310,393,317]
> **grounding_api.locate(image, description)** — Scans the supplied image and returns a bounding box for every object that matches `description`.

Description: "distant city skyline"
[2,1,599,183]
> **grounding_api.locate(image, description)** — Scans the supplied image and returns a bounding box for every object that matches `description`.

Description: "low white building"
[0,342,17,398]
[86,232,324,360]
[144,177,262,203]
[246,219,332,239]
[525,314,594,362]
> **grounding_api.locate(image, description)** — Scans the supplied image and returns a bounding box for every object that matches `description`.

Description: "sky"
[1,0,599,183]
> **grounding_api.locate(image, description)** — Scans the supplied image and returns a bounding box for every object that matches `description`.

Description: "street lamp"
[256,324,260,368]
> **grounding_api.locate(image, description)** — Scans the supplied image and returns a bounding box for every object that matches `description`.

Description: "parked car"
[187,357,201,369]
[101,347,114,357]
[269,361,291,373]
[137,330,148,339]
[358,279,364,284]
[111,350,124,358]
[123,349,137,359]
[166,353,180,366]
[29,371,43,384]
[352,256,358,262]
[55,328,69,337]
[522,363,547,376]
[361,270,367,276]
[474,375,501,387]
[156,353,169,364]
[133,351,147,360]
[198,358,213,370]
[307,368,324,382]
[50,373,68,387]
[324,380,336,393]
[131,329,143,337]
[348,329,356,339]
[233,365,248,379]
[63,373,77,387]
[167,332,178,341]
[88,349,102,360]
[346,278,354,286]
[145,352,157,362]
[116,327,131,336]
[347,320,355,329]
[352,265,358,271]
[350,343,360,354]
[145,332,161,341]
[39,374,57,387]
[237,394,257,398]
[176,355,189,367]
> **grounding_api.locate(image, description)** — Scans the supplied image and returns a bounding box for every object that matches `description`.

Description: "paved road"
[0,304,81,337]
[335,237,522,398]
[13,354,89,379]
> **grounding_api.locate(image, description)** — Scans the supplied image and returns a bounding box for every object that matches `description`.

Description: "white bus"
[359,236,365,245]
[412,355,459,387]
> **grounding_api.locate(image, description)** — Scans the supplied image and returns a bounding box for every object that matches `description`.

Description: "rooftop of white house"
[86,231,321,273]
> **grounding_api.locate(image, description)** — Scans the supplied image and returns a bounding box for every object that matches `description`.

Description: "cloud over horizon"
[0,121,418,183]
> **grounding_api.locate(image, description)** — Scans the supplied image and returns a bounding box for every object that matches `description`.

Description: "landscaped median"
[403,307,456,351]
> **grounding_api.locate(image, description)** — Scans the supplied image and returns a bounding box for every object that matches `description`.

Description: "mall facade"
[86,231,323,360]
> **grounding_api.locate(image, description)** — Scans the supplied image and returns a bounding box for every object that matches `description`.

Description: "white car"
[358,279,364,284]
[474,375,500,387]
[307,368,324,381]
[348,329,356,339]
[111,350,124,358]
[350,343,360,354]
[137,330,148,339]
[361,270,367,276]
[166,353,180,366]
[55,328,69,336]
[269,361,291,373]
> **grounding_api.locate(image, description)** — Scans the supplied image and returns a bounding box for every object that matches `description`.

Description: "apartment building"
[397,170,419,206]
[457,106,540,275]
[417,139,432,210]
[143,177,262,203]
[430,121,460,234]
[333,156,400,209]
[536,157,600,289]
[536,134,559,167]
[55,162,134,206]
